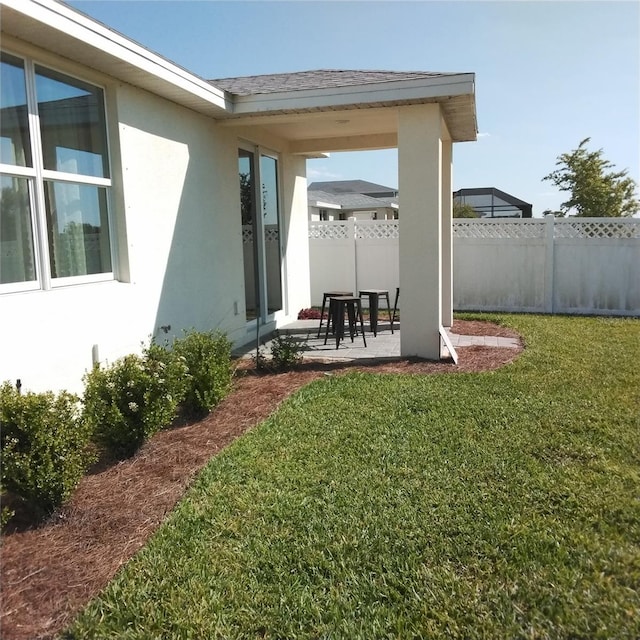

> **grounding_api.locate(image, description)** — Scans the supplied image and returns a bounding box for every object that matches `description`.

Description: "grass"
[65,314,639,639]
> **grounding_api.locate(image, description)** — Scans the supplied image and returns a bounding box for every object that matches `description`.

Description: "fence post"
[544,215,555,313]
[349,218,358,295]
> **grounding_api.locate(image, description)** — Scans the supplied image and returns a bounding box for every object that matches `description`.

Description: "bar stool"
[391,287,400,332]
[359,289,393,336]
[317,290,353,338]
[324,296,367,349]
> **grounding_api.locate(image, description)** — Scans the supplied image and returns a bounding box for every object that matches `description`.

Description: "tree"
[543,138,639,217]
[453,202,479,218]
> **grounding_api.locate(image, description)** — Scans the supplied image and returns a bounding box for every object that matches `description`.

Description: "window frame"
[0,49,115,294]
[237,140,286,325]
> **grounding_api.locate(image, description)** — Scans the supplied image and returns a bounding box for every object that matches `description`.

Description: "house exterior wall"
[308,205,396,222]
[0,44,310,393]
[282,155,312,317]
[309,206,340,222]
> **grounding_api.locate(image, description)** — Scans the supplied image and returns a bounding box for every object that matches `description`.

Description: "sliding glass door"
[238,146,283,323]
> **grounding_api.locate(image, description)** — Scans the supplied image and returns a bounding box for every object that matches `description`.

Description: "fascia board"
[230,74,475,115]
[2,0,230,113]
[311,201,342,210]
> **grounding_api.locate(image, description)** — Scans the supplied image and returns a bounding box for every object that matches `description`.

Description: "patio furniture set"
[318,289,400,349]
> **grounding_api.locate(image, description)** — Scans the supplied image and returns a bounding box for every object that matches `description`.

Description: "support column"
[441,130,453,328]
[398,104,443,359]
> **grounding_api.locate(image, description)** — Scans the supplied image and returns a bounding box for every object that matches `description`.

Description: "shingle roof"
[210,69,457,97]
[308,190,343,206]
[308,190,398,210]
[308,180,397,196]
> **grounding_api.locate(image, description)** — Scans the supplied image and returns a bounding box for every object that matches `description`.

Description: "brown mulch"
[0,320,523,640]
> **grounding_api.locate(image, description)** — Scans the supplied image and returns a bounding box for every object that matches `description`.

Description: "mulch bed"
[0,320,522,640]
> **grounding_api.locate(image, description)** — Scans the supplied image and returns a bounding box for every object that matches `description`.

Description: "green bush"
[255,333,305,371]
[270,334,305,370]
[172,330,233,414]
[1,382,95,519]
[83,342,188,457]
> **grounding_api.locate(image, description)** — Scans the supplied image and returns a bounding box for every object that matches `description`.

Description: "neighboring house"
[310,179,398,199]
[309,182,532,220]
[1,0,477,392]
[454,187,533,218]
[309,180,398,221]
[308,189,399,221]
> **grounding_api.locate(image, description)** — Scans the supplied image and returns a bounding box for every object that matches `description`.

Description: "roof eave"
[310,201,342,210]
[1,0,230,116]
[228,73,475,113]
[225,74,477,142]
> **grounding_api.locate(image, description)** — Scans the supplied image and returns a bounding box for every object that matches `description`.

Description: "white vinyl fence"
[308,217,640,316]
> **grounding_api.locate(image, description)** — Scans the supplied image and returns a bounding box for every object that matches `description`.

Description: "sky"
[66,0,640,217]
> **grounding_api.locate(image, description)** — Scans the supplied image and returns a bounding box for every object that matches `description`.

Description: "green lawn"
[65,314,639,639]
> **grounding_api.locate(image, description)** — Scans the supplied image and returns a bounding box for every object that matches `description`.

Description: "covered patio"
[215,70,478,361]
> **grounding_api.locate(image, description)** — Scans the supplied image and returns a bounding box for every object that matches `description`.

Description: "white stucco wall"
[283,156,312,316]
[398,103,445,359]
[0,54,309,393]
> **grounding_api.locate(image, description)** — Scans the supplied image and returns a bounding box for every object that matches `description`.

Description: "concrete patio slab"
[233,319,520,362]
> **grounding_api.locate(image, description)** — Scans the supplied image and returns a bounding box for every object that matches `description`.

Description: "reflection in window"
[44,181,111,278]
[0,176,36,284]
[35,65,109,178]
[1,52,114,291]
[238,150,257,319]
[0,52,32,167]
[260,154,282,314]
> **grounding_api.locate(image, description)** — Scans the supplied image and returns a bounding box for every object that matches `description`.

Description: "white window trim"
[1,50,115,294]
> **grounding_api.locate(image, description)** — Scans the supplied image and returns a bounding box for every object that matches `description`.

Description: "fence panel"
[453,220,547,312]
[553,220,640,315]
[308,218,640,316]
[354,221,399,297]
[309,220,357,303]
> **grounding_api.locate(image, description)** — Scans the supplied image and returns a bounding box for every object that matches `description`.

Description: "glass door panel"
[237,147,283,323]
[260,154,282,314]
[238,149,258,320]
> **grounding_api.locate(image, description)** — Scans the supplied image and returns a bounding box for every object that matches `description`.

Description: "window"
[1,51,113,292]
[319,208,328,221]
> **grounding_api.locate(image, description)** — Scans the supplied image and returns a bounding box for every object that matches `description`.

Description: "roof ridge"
[210,69,456,81]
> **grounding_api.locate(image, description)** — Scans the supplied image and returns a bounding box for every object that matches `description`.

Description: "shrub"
[297,308,323,320]
[271,334,305,369]
[255,333,305,371]
[1,382,95,519]
[1,505,14,529]
[83,342,187,457]
[173,330,233,415]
